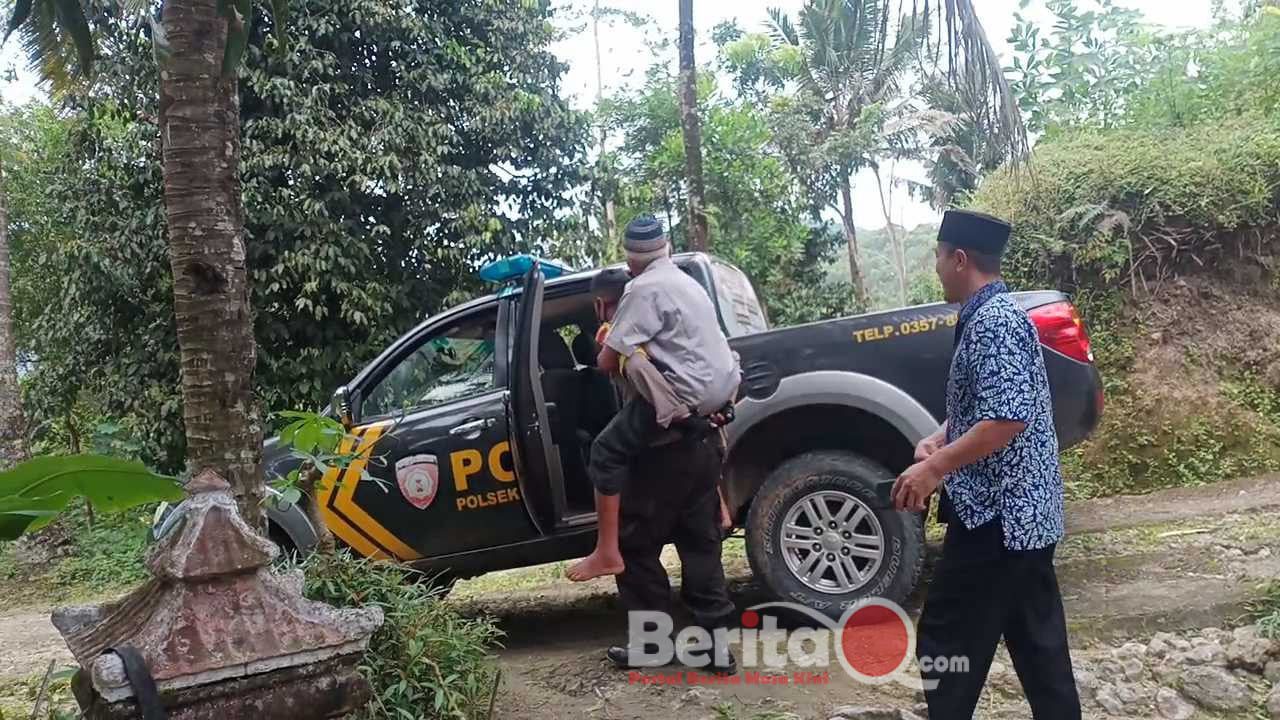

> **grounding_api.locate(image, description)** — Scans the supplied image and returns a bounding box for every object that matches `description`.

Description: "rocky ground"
[4,474,1280,718]
[473,474,1280,719]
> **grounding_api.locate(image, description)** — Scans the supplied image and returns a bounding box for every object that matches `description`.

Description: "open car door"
[508,264,563,534]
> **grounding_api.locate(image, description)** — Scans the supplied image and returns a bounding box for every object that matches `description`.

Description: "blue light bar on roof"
[478,254,573,284]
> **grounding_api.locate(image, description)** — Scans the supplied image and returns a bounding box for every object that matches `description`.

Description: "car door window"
[712,260,769,336]
[362,314,498,419]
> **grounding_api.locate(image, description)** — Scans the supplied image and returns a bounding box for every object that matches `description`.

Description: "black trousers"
[588,394,662,496]
[614,434,735,628]
[917,518,1080,720]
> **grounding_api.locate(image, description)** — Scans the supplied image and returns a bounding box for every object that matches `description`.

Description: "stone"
[1226,625,1276,672]
[51,472,383,718]
[1148,633,1176,659]
[1113,683,1144,704]
[1255,547,1273,559]
[1264,660,1280,683]
[1099,659,1126,677]
[910,702,929,718]
[1154,687,1196,720]
[1268,685,1280,719]
[1168,635,1192,652]
[1181,640,1227,666]
[1180,666,1252,712]
[899,712,925,720]
[678,687,717,705]
[69,655,369,720]
[829,707,899,720]
[1094,685,1124,714]
[1121,657,1146,682]
[1073,669,1098,698]
[1201,627,1233,645]
[1152,662,1182,686]
[1114,642,1147,662]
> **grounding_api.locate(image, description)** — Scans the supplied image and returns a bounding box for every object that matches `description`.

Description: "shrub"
[974,115,1280,298]
[302,551,503,720]
[971,114,1280,498]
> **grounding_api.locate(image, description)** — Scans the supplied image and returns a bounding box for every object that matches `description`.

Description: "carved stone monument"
[51,470,382,719]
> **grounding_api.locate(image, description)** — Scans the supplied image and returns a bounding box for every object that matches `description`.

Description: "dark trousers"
[588,394,662,497]
[614,434,735,628]
[917,518,1080,720]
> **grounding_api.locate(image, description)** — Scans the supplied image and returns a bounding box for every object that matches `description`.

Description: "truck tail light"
[1029,301,1093,364]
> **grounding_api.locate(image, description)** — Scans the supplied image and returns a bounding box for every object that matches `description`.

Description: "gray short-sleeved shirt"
[603,257,740,415]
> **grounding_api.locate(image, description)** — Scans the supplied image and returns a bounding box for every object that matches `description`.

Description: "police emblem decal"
[395,454,440,510]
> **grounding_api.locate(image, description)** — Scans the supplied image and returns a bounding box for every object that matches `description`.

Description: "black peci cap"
[937,209,1012,256]
[623,214,668,254]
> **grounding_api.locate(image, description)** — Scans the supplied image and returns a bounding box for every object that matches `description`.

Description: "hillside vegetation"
[974,119,1280,499]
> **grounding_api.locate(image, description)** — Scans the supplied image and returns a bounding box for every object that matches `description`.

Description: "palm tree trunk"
[592,0,617,249]
[0,161,28,469]
[839,175,869,309]
[159,0,264,529]
[873,166,907,306]
[677,0,709,252]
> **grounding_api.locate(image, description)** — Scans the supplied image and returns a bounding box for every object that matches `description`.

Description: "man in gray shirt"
[566,215,739,674]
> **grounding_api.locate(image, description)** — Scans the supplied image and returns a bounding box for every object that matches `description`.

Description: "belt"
[648,402,735,448]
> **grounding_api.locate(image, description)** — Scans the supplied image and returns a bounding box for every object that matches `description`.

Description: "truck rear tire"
[745,450,923,619]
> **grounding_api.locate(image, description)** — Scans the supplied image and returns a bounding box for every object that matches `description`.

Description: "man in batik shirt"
[892,209,1081,720]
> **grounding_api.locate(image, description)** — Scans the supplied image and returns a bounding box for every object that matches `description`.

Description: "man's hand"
[892,459,945,512]
[914,435,942,462]
[914,422,946,462]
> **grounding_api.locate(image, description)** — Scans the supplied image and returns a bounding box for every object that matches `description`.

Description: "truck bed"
[730,291,1103,450]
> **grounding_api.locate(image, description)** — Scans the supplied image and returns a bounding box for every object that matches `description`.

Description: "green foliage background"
[972,5,1280,498]
[4,0,590,472]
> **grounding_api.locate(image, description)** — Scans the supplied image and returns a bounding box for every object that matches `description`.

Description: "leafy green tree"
[4,0,290,526]
[760,0,926,308]
[1005,0,1280,135]
[6,0,589,479]
[606,59,853,325]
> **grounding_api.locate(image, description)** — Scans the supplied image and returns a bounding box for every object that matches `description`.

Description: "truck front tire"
[745,450,923,619]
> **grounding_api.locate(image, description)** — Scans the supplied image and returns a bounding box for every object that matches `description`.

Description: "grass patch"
[0,504,154,609]
[1058,512,1280,562]
[303,551,503,720]
[1248,580,1280,640]
[451,561,567,600]
[1059,368,1280,501]
[453,537,751,601]
[711,702,800,720]
[0,667,78,720]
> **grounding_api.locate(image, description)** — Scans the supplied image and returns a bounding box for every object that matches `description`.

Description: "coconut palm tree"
[2,0,287,528]
[766,0,1024,308]
[0,154,25,470]
[678,0,709,251]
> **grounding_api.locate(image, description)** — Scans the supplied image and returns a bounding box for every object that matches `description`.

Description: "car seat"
[538,327,589,494]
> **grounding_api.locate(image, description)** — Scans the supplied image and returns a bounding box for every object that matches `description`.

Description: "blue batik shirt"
[944,281,1064,550]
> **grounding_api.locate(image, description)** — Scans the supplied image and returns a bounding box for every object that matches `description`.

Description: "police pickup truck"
[161,253,1102,617]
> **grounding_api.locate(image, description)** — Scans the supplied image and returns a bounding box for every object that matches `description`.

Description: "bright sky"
[551,0,1219,230]
[1,1,1220,229]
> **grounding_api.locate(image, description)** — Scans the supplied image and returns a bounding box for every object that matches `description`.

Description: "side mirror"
[332,386,354,429]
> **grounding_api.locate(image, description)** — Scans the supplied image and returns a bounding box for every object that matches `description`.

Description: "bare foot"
[566,549,625,582]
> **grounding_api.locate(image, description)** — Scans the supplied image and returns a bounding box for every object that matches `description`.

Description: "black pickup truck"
[161,253,1102,617]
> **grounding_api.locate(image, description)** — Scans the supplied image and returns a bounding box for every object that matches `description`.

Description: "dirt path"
[468,475,1280,719]
[1066,472,1280,535]
[4,475,1280,718]
[0,611,73,681]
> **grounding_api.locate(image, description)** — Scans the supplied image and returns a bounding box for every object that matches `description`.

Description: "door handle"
[450,418,495,438]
